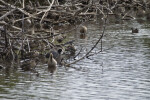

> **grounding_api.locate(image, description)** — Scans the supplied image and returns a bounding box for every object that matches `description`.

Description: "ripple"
[1,20,150,100]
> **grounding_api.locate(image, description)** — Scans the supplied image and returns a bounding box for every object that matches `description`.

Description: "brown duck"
[80,26,87,39]
[48,53,57,73]
[20,58,38,71]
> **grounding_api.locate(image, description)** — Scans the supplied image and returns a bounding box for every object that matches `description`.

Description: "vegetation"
[0,0,150,72]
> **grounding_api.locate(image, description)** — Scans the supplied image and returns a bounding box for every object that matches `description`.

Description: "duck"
[46,47,63,64]
[23,50,39,59]
[80,25,87,39]
[80,25,87,34]
[55,34,66,43]
[65,44,76,56]
[25,19,31,25]
[131,28,139,33]
[24,18,31,30]
[29,40,39,49]
[20,58,39,71]
[48,53,57,73]
[39,42,46,54]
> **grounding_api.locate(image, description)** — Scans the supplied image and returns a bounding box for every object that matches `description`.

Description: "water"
[0,18,150,100]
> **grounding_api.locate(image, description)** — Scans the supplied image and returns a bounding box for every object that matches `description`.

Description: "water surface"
[0,18,150,100]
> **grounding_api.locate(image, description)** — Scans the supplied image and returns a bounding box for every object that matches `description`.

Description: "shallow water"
[0,18,150,100]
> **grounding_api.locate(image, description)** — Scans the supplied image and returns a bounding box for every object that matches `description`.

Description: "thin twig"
[65,17,108,67]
